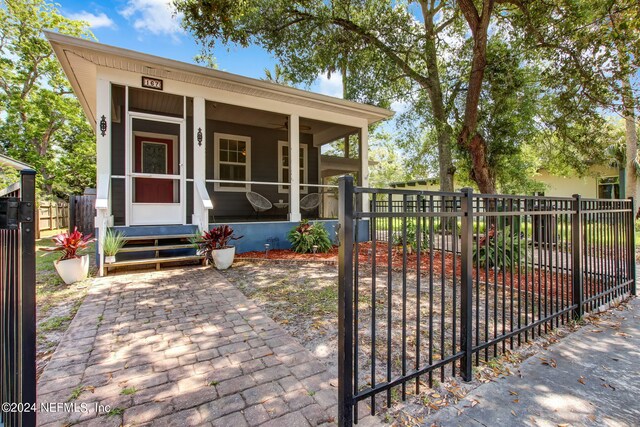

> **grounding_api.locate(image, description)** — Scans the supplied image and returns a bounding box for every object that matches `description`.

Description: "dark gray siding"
[205,120,318,219]
[111,85,126,176]
[111,178,126,225]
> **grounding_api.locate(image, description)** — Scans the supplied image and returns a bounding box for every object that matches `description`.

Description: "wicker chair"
[300,193,321,214]
[246,191,273,218]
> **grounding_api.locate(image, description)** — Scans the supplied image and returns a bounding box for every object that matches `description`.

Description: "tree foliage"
[175,0,638,195]
[0,0,95,198]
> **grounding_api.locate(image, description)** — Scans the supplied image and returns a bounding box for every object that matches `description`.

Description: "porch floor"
[36,267,341,426]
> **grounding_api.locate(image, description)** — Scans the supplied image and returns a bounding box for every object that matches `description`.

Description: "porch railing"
[0,157,37,427]
[337,176,636,426]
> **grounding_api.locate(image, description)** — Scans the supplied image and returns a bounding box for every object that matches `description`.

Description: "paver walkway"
[37,267,342,426]
[425,297,640,427]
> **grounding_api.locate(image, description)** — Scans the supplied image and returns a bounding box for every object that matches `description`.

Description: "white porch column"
[359,125,370,212]
[288,114,302,222]
[95,78,111,276]
[192,97,208,231]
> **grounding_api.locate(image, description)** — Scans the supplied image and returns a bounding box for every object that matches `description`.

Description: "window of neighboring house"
[214,133,251,191]
[533,191,545,197]
[597,176,620,199]
[278,141,308,194]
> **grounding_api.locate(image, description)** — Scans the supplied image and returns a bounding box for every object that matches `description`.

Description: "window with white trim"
[278,141,308,194]
[214,133,251,191]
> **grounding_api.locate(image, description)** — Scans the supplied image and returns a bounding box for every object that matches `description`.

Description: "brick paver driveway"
[37,267,340,426]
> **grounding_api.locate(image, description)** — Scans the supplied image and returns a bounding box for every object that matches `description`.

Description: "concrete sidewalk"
[426,297,640,427]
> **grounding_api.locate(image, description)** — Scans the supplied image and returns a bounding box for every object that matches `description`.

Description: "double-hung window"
[278,140,308,194]
[214,133,251,191]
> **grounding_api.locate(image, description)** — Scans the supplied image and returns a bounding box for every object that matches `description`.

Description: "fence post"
[338,175,354,426]
[629,197,636,296]
[571,194,584,319]
[20,169,37,427]
[460,188,474,381]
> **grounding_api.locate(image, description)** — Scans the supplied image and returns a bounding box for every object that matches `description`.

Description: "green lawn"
[36,233,95,378]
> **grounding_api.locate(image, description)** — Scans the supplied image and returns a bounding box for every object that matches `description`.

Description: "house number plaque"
[141,76,163,91]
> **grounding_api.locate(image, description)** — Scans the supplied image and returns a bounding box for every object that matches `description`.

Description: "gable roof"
[45,31,394,130]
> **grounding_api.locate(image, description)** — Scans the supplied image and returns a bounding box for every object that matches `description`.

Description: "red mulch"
[236,246,339,261]
[356,241,572,299]
[237,241,573,298]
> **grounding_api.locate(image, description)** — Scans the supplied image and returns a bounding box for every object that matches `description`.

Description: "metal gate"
[0,156,37,427]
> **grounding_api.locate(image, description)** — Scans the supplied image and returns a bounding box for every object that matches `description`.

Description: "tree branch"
[288,9,433,91]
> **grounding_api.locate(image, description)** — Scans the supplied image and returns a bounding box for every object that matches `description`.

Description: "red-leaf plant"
[196,225,243,262]
[40,227,95,261]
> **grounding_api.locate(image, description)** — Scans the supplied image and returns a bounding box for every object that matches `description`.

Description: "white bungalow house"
[46,32,392,274]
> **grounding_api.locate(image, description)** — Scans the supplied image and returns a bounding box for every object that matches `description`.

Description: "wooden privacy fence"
[69,193,97,235]
[37,200,68,236]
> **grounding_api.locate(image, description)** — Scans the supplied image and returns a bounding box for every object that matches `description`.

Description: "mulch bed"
[237,242,573,299]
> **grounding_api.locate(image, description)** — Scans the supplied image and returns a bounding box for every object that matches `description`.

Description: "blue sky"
[56,0,345,97]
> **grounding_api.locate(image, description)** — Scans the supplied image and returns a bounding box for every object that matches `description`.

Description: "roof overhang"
[45,31,394,132]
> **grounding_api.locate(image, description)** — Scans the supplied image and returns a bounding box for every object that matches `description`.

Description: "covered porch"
[46,32,392,273]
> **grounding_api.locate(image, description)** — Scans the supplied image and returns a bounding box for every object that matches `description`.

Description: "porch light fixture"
[99,115,107,137]
[197,128,203,146]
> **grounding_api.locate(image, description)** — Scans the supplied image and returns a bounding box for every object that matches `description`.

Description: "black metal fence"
[0,164,37,426]
[337,176,636,426]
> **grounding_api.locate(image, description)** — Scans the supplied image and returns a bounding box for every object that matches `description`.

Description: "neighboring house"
[389,165,623,199]
[46,32,392,274]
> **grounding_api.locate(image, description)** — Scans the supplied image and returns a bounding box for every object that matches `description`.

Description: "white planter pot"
[104,255,116,264]
[212,246,235,270]
[54,255,90,285]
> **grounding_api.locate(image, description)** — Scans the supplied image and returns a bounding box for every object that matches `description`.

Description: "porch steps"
[108,255,203,268]
[118,243,194,253]
[106,225,203,273]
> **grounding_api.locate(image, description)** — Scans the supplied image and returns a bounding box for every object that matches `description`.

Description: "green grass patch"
[39,315,73,333]
[105,407,124,418]
[120,386,137,396]
[68,385,85,401]
[244,278,337,317]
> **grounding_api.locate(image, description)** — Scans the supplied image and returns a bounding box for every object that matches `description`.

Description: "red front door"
[134,136,175,203]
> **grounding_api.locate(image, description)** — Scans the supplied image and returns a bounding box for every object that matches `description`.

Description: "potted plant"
[195,225,243,270]
[41,227,95,284]
[103,229,126,264]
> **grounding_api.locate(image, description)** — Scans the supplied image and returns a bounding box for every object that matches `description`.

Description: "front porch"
[46,32,392,275]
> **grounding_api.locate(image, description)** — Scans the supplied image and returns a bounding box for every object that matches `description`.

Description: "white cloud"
[68,11,115,29]
[390,100,411,115]
[120,0,184,39]
[316,73,344,98]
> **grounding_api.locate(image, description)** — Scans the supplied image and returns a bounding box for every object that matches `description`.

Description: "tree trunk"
[437,126,455,192]
[622,75,638,215]
[457,0,495,194]
[418,2,456,193]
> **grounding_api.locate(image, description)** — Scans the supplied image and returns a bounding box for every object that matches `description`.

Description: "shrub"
[393,221,429,253]
[473,225,524,270]
[40,227,95,261]
[287,220,332,253]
